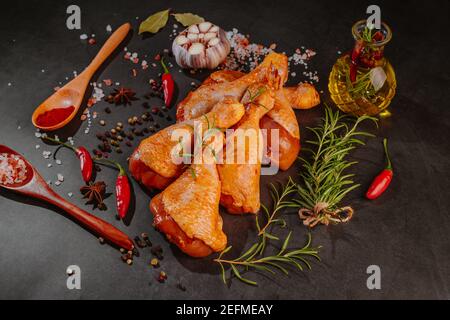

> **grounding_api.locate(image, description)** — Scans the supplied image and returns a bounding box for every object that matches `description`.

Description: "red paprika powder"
[35,106,75,127]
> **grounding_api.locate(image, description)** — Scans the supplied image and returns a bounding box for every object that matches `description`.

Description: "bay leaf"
[172,13,204,27]
[139,9,170,34]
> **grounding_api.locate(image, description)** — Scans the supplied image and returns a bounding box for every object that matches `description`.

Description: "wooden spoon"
[0,145,134,251]
[31,23,131,131]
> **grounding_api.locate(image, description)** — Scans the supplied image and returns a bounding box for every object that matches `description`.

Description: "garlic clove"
[188,24,200,34]
[209,26,219,33]
[189,42,205,55]
[198,21,212,33]
[187,33,199,41]
[208,37,220,47]
[176,35,189,46]
[204,32,217,42]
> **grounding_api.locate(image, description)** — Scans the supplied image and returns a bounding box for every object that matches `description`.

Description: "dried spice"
[141,233,152,247]
[150,258,159,267]
[134,236,147,248]
[106,87,137,105]
[80,181,107,210]
[151,245,164,260]
[172,13,204,26]
[139,9,170,35]
[158,271,168,283]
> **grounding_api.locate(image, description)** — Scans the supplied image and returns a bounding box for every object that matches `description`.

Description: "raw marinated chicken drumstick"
[176,52,288,121]
[200,69,320,110]
[129,98,245,190]
[218,84,275,214]
[186,68,320,170]
[150,131,227,257]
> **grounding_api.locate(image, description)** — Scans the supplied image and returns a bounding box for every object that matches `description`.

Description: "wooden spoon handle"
[46,190,134,250]
[84,23,131,77]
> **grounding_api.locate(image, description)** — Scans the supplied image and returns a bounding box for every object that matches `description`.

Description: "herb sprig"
[215,180,321,286]
[337,59,376,100]
[292,107,377,227]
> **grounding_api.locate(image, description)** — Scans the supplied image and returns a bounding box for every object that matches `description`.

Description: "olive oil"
[329,20,396,117]
[329,55,396,116]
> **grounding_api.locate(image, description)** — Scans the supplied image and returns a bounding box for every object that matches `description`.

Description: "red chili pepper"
[95,158,131,220]
[366,138,393,200]
[75,147,93,183]
[372,31,384,42]
[160,58,174,107]
[115,165,131,220]
[350,40,364,82]
[43,136,93,183]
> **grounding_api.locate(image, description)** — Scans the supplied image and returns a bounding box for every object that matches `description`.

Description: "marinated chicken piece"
[196,69,320,110]
[262,89,300,170]
[284,83,320,109]
[218,85,275,214]
[150,132,227,257]
[196,69,310,170]
[260,116,300,171]
[129,98,245,191]
[176,52,288,121]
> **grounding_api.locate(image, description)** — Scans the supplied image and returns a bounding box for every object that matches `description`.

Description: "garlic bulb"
[172,21,230,69]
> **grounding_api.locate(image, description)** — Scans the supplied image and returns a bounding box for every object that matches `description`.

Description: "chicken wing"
[218,84,275,214]
[129,98,245,191]
[150,132,227,257]
[176,52,288,121]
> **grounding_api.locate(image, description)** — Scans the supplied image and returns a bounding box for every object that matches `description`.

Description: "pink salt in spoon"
[31,23,131,131]
[0,145,134,251]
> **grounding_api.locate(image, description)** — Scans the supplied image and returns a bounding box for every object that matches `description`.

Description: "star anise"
[80,181,107,210]
[106,87,137,105]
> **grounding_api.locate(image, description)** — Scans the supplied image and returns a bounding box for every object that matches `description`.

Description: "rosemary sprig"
[245,86,269,110]
[215,233,320,286]
[361,25,373,43]
[214,180,321,286]
[337,59,376,100]
[292,106,377,227]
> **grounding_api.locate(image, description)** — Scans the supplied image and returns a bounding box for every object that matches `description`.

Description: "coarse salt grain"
[0,153,28,186]
[80,34,88,40]
[222,29,319,84]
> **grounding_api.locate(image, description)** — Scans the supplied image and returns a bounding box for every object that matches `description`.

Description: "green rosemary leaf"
[264,262,289,275]
[264,233,279,241]
[219,262,226,284]
[280,231,292,255]
[220,246,233,257]
[251,264,276,275]
[231,265,258,286]
[238,242,260,261]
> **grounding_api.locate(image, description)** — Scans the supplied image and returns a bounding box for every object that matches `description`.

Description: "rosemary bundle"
[292,107,377,227]
[215,180,321,286]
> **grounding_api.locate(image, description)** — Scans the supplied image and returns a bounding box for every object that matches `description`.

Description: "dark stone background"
[0,0,448,299]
